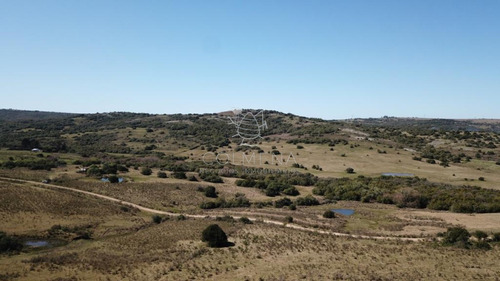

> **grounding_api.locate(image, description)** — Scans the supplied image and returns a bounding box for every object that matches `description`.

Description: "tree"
[152,215,162,224]
[295,195,319,206]
[282,186,300,196]
[442,227,471,248]
[141,167,152,176]
[172,171,187,179]
[473,230,488,240]
[204,186,217,198]
[0,232,23,253]
[202,224,228,247]
[492,232,500,242]
[274,197,292,208]
[108,175,119,183]
[323,210,336,218]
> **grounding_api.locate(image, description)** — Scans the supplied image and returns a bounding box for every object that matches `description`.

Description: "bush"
[204,186,218,198]
[441,227,471,248]
[295,195,320,206]
[188,175,198,181]
[140,167,152,176]
[200,194,250,209]
[474,241,492,250]
[172,171,187,179]
[108,175,119,183]
[201,224,228,247]
[473,230,488,240]
[200,201,221,209]
[492,232,500,242]
[289,204,297,210]
[285,216,293,223]
[0,232,23,253]
[323,210,336,218]
[274,197,293,208]
[239,217,253,224]
[282,186,300,196]
[478,177,485,181]
[152,215,162,224]
[157,171,167,178]
[345,167,355,174]
[200,173,223,183]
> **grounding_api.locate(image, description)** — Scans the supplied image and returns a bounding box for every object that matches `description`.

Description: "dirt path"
[0,177,425,242]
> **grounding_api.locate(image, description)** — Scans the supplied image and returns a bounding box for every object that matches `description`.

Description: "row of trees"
[313,176,500,213]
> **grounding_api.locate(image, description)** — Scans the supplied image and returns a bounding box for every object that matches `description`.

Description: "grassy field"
[1,112,500,280]
[2,205,500,280]
[189,138,500,190]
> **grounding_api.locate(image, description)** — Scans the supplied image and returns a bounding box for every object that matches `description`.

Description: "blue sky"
[1,0,499,119]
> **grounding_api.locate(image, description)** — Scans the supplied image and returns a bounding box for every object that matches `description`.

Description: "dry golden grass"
[398,210,500,233]
[184,138,500,190]
[1,178,500,280]
[3,219,500,281]
[0,180,144,236]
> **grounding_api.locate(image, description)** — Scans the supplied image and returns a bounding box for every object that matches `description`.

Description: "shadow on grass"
[209,241,235,248]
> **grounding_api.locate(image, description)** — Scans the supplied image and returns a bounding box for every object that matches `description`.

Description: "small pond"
[331,209,355,216]
[24,240,50,247]
[101,177,124,183]
[381,173,414,177]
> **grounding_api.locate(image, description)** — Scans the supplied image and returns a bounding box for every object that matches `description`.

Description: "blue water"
[101,177,124,183]
[381,173,414,177]
[331,209,355,216]
[25,241,49,247]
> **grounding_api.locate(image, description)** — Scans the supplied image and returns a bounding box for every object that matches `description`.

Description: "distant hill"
[349,117,500,133]
[0,109,78,121]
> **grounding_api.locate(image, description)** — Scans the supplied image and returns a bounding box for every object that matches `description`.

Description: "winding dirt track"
[0,177,425,242]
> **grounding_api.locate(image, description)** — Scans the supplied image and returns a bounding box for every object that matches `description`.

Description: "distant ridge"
[0,109,78,121]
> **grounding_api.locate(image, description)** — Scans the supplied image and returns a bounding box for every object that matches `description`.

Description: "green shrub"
[441,227,471,248]
[473,230,488,240]
[140,167,152,176]
[492,232,500,242]
[239,217,253,224]
[474,240,492,250]
[323,210,336,218]
[0,232,23,253]
[200,201,221,209]
[282,186,300,196]
[285,216,293,223]
[200,173,223,183]
[274,197,292,208]
[152,215,162,224]
[295,195,320,206]
[201,224,228,247]
[172,171,187,179]
[345,167,354,174]
[157,171,167,178]
[204,186,217,198]
[108,175,119,183]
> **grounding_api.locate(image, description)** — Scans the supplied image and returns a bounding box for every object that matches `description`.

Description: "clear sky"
[1,0,499,119]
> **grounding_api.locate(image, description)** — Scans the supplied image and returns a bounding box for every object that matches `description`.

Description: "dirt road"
[0,176,425,242]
